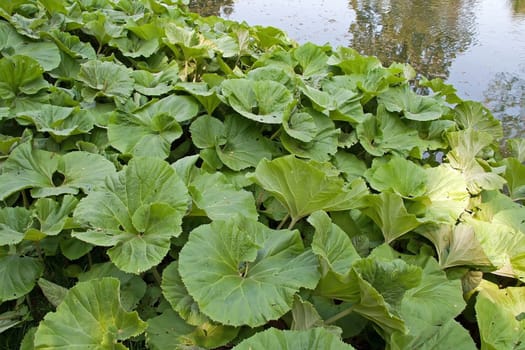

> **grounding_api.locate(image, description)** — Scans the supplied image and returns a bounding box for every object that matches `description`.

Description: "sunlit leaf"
[248,155,369,224]
[34,278,147,349]
[178,215,320,327]
[233,327,355,350]
[0,255,44,302]
[73,157,189,274]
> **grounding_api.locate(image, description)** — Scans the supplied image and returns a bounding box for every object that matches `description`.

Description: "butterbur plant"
[1,0,524,349]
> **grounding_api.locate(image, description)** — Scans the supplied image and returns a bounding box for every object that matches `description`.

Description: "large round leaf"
[0,255,44,302]
[73,157,189,274]
[34,278,147,349]
[178,215,320,327]
[233,327,355,350]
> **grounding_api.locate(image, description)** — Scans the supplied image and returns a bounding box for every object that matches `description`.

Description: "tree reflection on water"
[347,0,477,81]
[188,0,234,17]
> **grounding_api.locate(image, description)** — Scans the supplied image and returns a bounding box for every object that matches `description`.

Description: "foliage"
[0,0,523,348]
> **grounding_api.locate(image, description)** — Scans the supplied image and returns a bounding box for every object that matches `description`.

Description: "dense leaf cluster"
[1,0,525,349]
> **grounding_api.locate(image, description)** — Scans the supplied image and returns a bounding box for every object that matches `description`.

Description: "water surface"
[189,0,525,139]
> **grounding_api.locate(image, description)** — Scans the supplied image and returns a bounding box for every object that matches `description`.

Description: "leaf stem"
[287,217,299,230]
[324,305,354,325]
[276,214,290,230]
[21,190,29,209]
[151,267,162,285]
[269,127,282,141]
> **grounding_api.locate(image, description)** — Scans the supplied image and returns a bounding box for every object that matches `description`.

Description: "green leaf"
[282,111,318,142]
[233,327,355,350]
[0,55,48,100]
[37,278,68,308]
[178,215,320,327]
[281,108,340,162]
[33,278,147,349]
[0,255,43,302]
[43,30,96,59]
[108,110,183,159]
[454,101,503,139]
[365,156,428,199]
[132,65,178,96]
[221,78,295,124]
[16,104,94,141]
[379,85,445,121]
[309,210,361,276]
[389,255,474,350]
[357,106,441,157]
[0,142,116,200]
[216,115,275,171]
[77,60,134,103]
[476,280,525,350]
[291,295,325,331]
[77,262,147,311]
[503,157,525,201]
[363,192,422,243]
[189,171,258,221]
[146,308,239,350]
[31,195,78,237]
[248,155,369,224]
[162,261,208,326]
[189,115,226,149]
[176,81,222,115]
[0,207,32,246]
[73,157,189,274]
[293,42,329,77]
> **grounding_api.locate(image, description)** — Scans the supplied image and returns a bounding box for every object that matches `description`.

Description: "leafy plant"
[0,0,524,348]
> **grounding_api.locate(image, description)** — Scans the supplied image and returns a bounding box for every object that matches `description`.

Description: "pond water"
[189,0,525,140]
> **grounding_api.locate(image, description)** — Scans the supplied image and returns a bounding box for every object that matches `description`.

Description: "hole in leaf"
[51,171,65,186]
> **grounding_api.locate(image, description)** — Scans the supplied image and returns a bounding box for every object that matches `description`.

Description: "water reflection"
[348,0,477,80]
[188,0,234,17]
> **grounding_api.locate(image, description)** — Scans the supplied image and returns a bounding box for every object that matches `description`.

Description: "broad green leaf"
[146,308,239,350]
[309,210,361,276]
[176,81,222,115]
[37,278,68,308]
[379,85,445,121]
[476,280,525,350]
[189,171,258,221]
[233,327,355,350]
[248,155,369,224]
[423,164,469,224]
[16,104,94,141]
[0,55,48,100]
[507,138,525,163]
[9,42,61,72]
[108,110,183,159]
[363,192,422,243]
[503,157,525,201]
[73,157,189,274]
[365,156,427,199]
[291,295,325,331]
[0,207,32,246]
[216,115,275,171]
[328,47,382,75]
[357,106,442,157]
[0,255,44,302]
[132,65,178,96]
[0,142,116,200]
[293,42,329,77]
[221,78,295,124]
[282,111,318,142]
[34,278,147,349]
[246,66,296,89]
[77,60,134,103]
[110,34,159,58]
[281,108,340,162]
[30,195,78,237]
[136,95,200,123]
[43,30,96,59]
[454,101,503,139]
[189,115,226,149]
[178,215,320,327]
[162,261,208,326]
[315,267,407,335]
[333,151,368,182]
[447,129,506,194]
[78,262,147,311]
[388,255,474,350]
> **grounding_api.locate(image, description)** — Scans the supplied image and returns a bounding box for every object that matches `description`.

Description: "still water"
[189,0,525,139]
